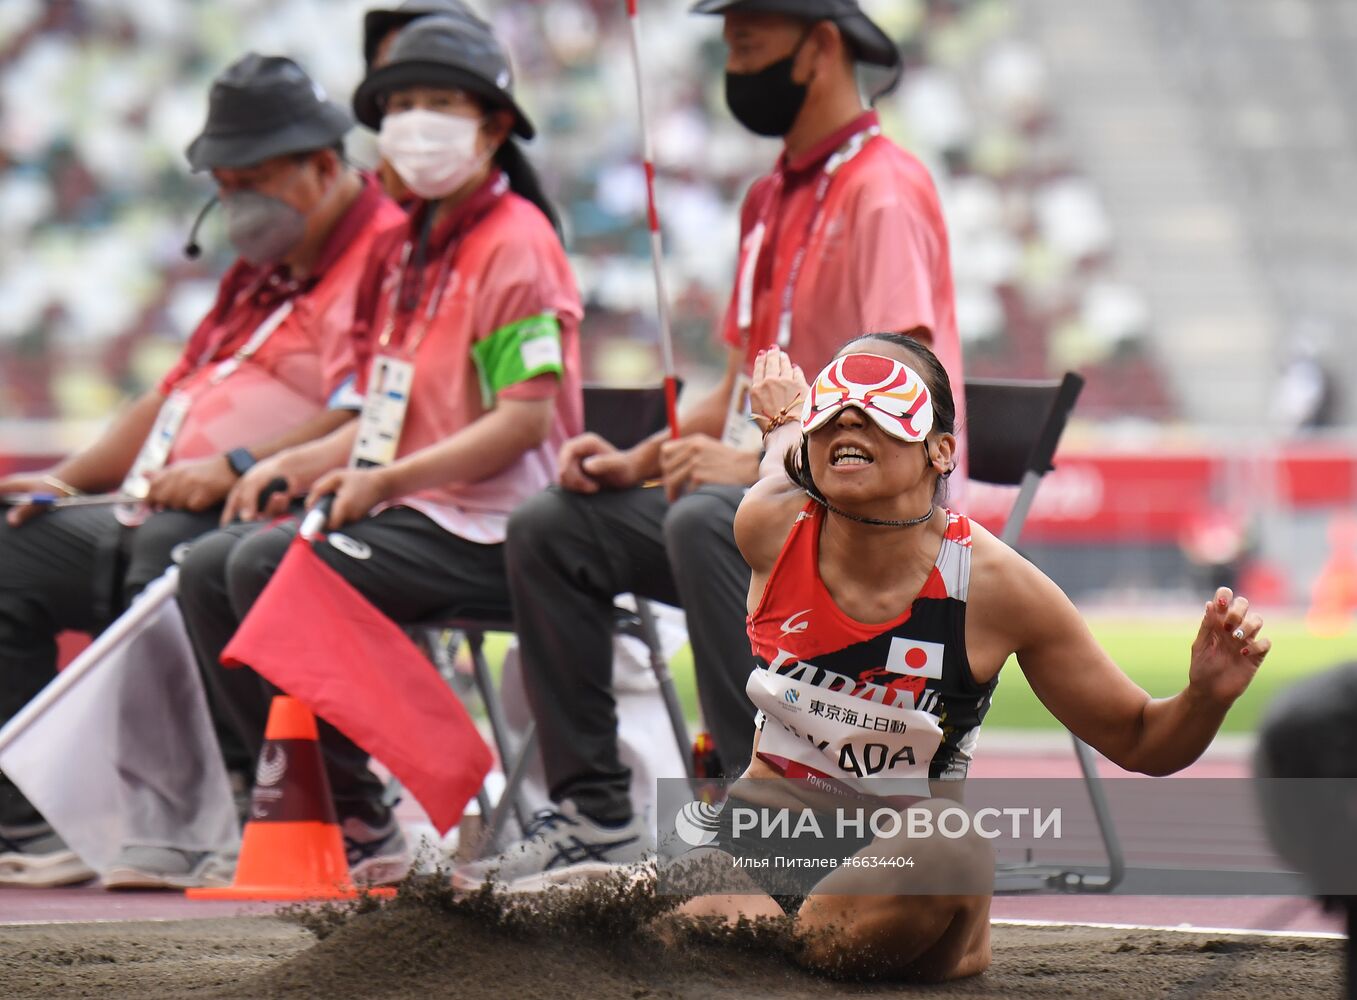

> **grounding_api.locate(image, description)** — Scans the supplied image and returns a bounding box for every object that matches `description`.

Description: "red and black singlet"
[745,501,996,797]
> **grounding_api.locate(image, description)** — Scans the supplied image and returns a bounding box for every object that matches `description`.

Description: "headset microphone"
[183,195,220,259]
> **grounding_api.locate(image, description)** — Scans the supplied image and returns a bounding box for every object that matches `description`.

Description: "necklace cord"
[806,488,935,528]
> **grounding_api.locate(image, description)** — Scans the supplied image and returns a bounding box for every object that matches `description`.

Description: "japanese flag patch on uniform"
[885,637,945,680]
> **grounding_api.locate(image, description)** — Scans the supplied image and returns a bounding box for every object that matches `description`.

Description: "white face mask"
[377,108,485,200]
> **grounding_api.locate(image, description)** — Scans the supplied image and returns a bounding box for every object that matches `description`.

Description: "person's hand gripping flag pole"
[220,497,493,835]
[624,0,680,439]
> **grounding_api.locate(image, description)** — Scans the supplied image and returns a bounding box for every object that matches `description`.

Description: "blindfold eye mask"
[801,352,934,442]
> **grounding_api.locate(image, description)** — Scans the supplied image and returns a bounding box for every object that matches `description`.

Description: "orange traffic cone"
[188,695,395,900]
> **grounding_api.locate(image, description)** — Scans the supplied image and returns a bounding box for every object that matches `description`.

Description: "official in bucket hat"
[352,12,534,139]
[363,0,487,68]
[186,54,353,173]
[690,0,900,71]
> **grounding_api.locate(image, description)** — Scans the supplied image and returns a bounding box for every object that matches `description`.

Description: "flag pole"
[623,0,680,439]
[0,569,180,752]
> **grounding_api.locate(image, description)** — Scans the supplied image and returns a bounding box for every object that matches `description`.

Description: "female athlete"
[677,334,1270,981]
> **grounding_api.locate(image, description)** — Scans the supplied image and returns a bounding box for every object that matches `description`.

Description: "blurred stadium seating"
[0,0,1173,433]
[11,0,1357,605]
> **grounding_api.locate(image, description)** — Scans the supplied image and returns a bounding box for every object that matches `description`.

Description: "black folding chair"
[412,385,693,856]
[965,373,1124,893]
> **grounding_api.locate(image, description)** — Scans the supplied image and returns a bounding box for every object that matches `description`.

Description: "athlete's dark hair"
[782,331,956,505]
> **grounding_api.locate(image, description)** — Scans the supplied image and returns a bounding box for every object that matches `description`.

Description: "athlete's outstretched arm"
[970,528,1270,775]
[734,347,812,608]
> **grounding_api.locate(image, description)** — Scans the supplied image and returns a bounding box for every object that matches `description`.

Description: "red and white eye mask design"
[801,353,934,442]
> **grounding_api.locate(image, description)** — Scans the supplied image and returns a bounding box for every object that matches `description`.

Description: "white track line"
[994,917,1345,940]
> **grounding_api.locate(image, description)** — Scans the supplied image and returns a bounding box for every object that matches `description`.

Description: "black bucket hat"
[362,0,487,68]
[690,0,900,71]
[352,14,534,139]
[186,54,352,172]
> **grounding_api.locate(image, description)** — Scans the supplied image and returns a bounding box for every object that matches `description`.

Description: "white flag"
[0,568,239,874]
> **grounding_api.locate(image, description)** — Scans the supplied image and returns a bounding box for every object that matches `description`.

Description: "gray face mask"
[222,191,306,266]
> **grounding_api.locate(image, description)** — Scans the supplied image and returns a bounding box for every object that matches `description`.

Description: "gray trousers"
[0,505,225,828]
[175,506,509,819]
[505,484,755,825]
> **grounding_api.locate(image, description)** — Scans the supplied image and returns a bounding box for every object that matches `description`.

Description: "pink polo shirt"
[160,175,403,462]
[352,172,583,544]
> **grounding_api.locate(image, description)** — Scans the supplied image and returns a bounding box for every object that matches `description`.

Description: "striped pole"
[623,0,680,438]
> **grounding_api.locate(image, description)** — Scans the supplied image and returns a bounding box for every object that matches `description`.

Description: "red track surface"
[0,739,1344,936]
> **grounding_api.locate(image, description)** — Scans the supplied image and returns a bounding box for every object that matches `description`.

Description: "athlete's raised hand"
[1188,587,1270,706]
[749,346,808,433]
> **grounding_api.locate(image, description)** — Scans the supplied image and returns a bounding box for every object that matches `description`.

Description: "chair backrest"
[583,384,680,450]
[963,373,1085,487]
[964,373,1084,549]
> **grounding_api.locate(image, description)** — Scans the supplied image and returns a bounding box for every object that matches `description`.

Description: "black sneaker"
[341,811,411,886]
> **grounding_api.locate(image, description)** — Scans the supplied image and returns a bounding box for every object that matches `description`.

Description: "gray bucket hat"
[352,14,534,139]
[362,0,487,68]
[186,54,352,172]
[690,0,900,70]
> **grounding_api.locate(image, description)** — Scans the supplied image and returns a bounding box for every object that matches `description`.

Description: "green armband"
[471,312,564,406]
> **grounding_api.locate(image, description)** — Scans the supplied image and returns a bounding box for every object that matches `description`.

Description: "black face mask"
[725,33,813,138]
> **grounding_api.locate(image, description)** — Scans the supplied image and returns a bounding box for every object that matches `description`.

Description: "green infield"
[476,614,1355,735]
[981,614,1356,732]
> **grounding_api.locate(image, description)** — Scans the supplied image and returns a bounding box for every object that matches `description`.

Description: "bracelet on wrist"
[754,396,803,441]
[41,475,82,497]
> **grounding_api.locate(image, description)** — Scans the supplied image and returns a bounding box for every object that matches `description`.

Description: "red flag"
[222,536,492,834]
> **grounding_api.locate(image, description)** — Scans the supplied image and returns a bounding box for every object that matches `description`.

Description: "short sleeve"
[469,217,581,403]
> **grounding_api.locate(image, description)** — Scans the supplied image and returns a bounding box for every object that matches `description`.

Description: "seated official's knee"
[506,488,581,571]
[176,530,241,607]
[222,528,291,615]
[661,489,736,554]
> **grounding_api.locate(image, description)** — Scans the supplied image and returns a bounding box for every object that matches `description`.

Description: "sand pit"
[0,879,1342,1000]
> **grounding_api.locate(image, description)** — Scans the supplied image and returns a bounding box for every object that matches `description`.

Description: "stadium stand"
[0,0,1174,434]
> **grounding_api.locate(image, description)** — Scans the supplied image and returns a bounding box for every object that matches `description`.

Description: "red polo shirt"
[159,174,403,463]
[720,111,967,487]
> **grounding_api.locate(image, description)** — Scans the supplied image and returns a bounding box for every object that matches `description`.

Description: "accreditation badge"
[121,390,192,500]
[350,353,415,468]
[720,372,763,453]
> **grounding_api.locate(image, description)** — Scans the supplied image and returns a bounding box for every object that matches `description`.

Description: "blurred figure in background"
[472,0,967,890]
[0,54,402,888]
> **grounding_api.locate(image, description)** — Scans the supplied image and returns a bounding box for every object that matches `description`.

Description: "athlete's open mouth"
[831,444,874,467]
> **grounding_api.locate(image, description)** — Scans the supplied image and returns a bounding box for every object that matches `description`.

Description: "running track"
[0,735,1344,937]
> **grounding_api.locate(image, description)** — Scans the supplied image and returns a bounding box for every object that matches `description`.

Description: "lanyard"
[740,124,881,350]
[191,270,300,380]
[375,239,457,356]
[207,300,294,385]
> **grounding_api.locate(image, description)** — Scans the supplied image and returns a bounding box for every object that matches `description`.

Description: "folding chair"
[412,385,693,856]
[965,373,1124,893]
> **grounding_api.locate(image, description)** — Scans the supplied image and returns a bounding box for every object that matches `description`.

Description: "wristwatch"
[225,447,257,477]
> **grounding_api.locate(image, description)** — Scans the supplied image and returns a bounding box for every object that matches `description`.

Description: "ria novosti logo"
[673,800,723,847]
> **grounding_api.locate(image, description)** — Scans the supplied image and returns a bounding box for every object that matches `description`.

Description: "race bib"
[121,390,192,500]
[720,373,762,453]
[351,353,415,468]
[746,665,943,799]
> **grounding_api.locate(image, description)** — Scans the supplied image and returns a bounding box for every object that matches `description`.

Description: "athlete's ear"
[927,433,957,478]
